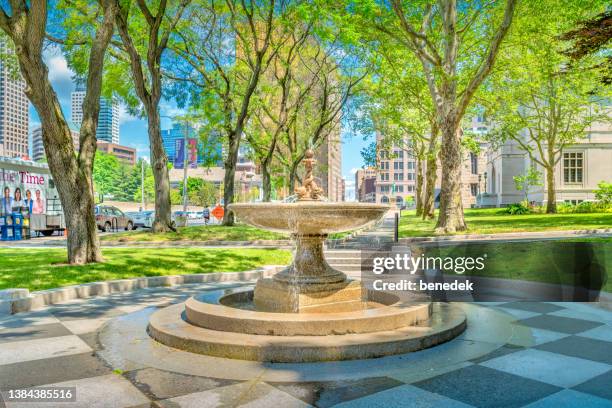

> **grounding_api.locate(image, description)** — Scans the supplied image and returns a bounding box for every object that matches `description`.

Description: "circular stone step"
[148,302,467,362]
[184,291,432,336]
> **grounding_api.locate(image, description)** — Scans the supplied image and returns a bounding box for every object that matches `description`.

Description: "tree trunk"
[423,127,439,220]
[545,164,556,213]
[288,160,300,194]
[147,107,174,232]
[435,121,466,233]
[415,155,424,216]
[223,132,240,225]
[423,151,438,220]
[261,163,272,202]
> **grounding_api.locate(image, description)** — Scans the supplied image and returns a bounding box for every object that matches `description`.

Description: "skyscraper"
[71,81,119,144]
[0,50,29,158]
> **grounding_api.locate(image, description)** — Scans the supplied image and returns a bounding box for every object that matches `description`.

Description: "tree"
[560,10,611,85]
[0,0,117,263]
[486,0,610,213]
[93,152,121,201]
[184,178,217,207]
[273,38,367,193]
[171,0,291,225]
[513,167,542,203]
[245,19,316,201]
[112,0,192,232]
[348,0,517,232]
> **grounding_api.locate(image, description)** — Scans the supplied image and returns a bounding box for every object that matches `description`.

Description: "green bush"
[574,201,597,213]
[505,202,531,215]
[557,202,576,213]
[595,181,612,205]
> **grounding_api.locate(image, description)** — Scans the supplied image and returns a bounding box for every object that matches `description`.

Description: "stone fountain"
[148,150,466,362]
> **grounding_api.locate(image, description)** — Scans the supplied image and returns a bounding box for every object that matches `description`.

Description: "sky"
[35,48,369,190]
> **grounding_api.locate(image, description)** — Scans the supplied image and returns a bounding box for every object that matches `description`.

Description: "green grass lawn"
[400,208,612,237]
[101,224,288,242]
[0,248,291,291]
[421,240,611,292]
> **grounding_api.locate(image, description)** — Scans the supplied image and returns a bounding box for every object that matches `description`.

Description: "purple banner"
[174,138,185,169]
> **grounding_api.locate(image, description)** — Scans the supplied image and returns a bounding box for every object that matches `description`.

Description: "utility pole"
[141,159,145,210]
[182,120,189,213]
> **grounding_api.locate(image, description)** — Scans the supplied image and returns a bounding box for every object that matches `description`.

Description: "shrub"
[594,181,612,205]
[556,202,575,213]
[505,202,531,215]
[574,201,597,213]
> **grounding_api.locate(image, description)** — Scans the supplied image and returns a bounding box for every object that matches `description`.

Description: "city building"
[480,117,612,207]
[374,131,417,206]
[0,52,29,159]
[162,123,223,167]
[316,129,344,202]
[97,141,137,165]
[168,166,262,203]
[355,167,377,202]
[373,115,491,208]
[71,82,119,144]
[31,124,80,162]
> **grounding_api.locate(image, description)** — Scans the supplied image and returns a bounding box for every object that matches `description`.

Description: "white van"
[0,157,65,236]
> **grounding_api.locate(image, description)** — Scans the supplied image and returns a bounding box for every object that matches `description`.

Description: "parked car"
[95,205,134,232]
[125,211,154,229]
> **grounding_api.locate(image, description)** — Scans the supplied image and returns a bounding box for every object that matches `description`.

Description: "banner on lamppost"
[174,138,185,169]
[175,138,198,169]
[188,138,198,168]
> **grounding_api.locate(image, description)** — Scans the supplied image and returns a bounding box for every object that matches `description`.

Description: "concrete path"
[0,281,611,407]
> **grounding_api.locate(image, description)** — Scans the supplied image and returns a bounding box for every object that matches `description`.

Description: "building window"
[407,172,415,181]
[470,183,478,197]
[407,161,415,170]
[393,173,403,181]
[470,152,478,175]
[407,185,414,192]
[393,161,404,170]
[563,152,583,183]
[565,199,583,205]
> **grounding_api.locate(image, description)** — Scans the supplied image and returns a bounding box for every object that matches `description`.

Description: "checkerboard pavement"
[0,285,611,408]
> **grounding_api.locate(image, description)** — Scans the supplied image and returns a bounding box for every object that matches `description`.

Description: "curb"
[400,228,612,244]
[0,266,286,316]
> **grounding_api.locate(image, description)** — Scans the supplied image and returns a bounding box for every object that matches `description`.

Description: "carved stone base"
[254,278,366,313]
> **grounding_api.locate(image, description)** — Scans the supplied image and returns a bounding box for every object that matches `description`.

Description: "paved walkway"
[1,281,611,407]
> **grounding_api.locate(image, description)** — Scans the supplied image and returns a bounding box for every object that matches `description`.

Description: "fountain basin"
[228,202,389,235]
[184,289,432,336]
[148,301,466,362]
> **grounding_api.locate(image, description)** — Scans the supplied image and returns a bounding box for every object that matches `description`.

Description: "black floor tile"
[499,302,565,314]
[414,364,561,408]
[572,369,612,401]
[536,336,612,364]
[516,314,603,334]
[270,376,404,408]
[0,323,72,344]
[125,367,237,400]
[0,353,111,390]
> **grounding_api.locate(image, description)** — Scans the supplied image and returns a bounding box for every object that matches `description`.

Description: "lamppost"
[478,174,482,196]
[484,171,488,193]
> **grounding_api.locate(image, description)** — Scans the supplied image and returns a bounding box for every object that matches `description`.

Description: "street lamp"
[484,171,488,193]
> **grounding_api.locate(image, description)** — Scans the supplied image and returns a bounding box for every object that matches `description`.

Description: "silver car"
[126,211,154,229]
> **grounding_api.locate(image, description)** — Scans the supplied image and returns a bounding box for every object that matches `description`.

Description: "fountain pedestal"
[254,279,365,313]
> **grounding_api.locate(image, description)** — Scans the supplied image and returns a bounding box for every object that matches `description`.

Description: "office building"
[31,124,80,162]
[71,82,119,144]
[97,141,137,166]
[0,53,29,158]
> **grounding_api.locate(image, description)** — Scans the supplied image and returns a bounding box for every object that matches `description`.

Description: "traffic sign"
[211,205,224,221]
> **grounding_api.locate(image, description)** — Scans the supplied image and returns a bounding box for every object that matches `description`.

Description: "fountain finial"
[295,149,324,201]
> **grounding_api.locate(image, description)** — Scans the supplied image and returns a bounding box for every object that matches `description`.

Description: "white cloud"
[46,55,73,83]
[118,105,141,125]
